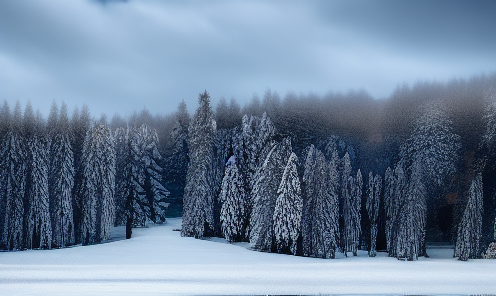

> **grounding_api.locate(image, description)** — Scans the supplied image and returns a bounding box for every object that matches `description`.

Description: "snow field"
[1,218,495,295]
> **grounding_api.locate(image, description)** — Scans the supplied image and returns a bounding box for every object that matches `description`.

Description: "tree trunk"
[126,216,133,239]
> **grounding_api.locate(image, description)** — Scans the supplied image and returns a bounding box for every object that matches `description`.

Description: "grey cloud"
[0,0,494,117]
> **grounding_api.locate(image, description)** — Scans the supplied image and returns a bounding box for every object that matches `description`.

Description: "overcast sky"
[1,0,495,117]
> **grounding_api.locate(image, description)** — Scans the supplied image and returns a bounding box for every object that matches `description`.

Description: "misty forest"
[1,74,496,262]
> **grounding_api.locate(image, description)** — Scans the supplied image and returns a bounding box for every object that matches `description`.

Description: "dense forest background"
[1,73,495,261]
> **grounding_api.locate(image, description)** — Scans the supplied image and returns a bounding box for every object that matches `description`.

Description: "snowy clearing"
[1,218,495,295]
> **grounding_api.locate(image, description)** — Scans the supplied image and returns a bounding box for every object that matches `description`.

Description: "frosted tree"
[302,145,340,259]
[182,91,217,238]
[342,152,361,256]
[219,157,247,243]
[79,123,115,245]
[241,112,276,191]
[482,88,496,151]
[249,138,291,252]
[401,99,460,189]
[49,103,75,248]
[455,174,483,261]
[26,133,52,249]
[273,152,302,255]
[165,99,190,216]
[0,101,26,250]
[22,101,36,249]
[386,162,407,258]
[367,172,382,257]
[71,105,91,244]
[113,127,128,226]
[395,161,426,261]
[132,125,169,225]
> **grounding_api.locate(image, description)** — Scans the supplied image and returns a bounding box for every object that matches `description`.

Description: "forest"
[1,73,495,262]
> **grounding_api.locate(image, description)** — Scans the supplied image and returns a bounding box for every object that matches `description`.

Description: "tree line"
[1,73,495,261]
[0,101,168,250]
[181,74,496,261]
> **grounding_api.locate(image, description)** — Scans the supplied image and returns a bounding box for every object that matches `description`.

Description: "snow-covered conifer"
[26,133,51,249]
[367,172,382,257]
[342,152,361,256]
[395,161,426,261]
[71,105,91,244]
[302,145,339,258]
[273,152,302,255]
[219,157,247,243]
[0,101,26,250]
[455,174,483,261]
[182,91,217,238]
[79,123,115,245]
[50,103,75,247]
[249,138,291,252]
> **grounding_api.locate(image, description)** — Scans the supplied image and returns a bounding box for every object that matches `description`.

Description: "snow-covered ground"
[1,218,495,295]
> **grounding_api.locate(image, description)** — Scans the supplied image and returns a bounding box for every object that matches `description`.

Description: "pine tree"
[27,132,52,249]
[249,138,291,252]
[273,152,302,255]
[219,157,247,243]
[71,105,91,244]
[79,122,115,245]
[165,100,190,216]
[367,172,382,257]
[22,101,36,249]
[401,99,460,189]
[182,91,217,238]
[342,152,361,256]
[302,145,339,258]
[1,101,26,250]
[395,160,426,261]
[113,127,128,226]
[455,174,483,261]
[49,103,75,248]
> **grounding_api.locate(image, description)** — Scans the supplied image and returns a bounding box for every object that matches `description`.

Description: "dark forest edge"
[1,73,496,261]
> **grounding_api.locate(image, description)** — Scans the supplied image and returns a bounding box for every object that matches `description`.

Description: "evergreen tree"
[302,145,339,258]
[182,91,217,238]
[79,123,115,245]
[22,101,36,249]
[249,138,291,252]
[0,101,26,250]
[342,152,361,256]
[273,152,302,255]
[113,127,128,226]
[165,100,190,216]
[71,105,91,244]
[395,160,426,261]
[366,172,382,257]
[49,103,75,247]
[455,174,483,261]
[219,157,247,243]
[26,132,51,249]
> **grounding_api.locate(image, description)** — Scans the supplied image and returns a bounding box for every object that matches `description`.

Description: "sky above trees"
[1,0,495,116]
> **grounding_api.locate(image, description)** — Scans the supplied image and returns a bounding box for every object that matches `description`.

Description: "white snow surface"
[1,218,495,295]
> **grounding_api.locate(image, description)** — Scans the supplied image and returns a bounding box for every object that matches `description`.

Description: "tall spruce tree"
[219,157,247,243]
[1,101,26,250]
[71,105,91,244]
[342,152,361,256]
[455,174,483,261]
[366,172,382,257]
[79,122,115,245]
[273,152,302,255]
[182,91,217,238]
[302,145,340,258]
[395,161,426,261]
[249,138,291,252]
[49,103,75,248]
